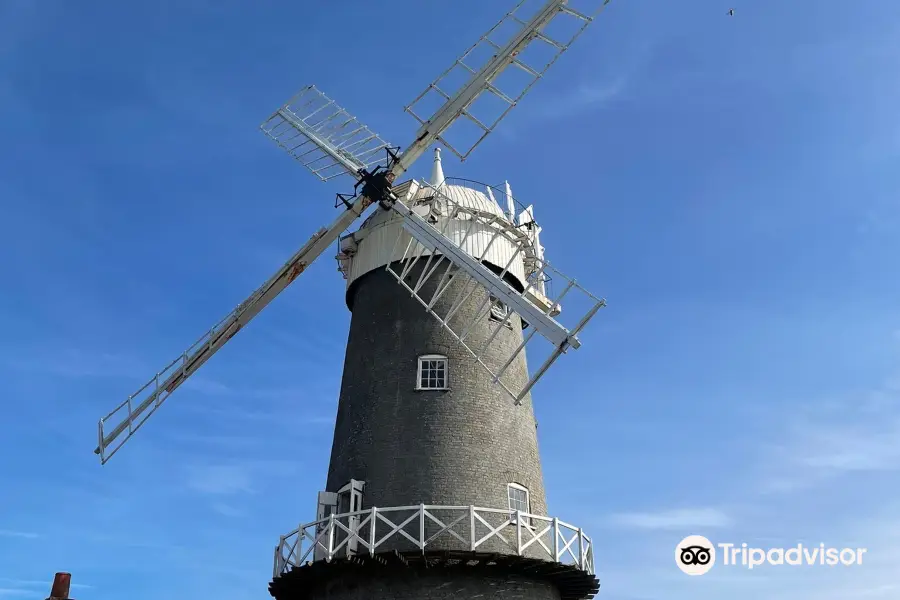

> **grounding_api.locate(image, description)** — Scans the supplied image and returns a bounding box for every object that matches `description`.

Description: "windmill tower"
[93,2,610,599]
[328,149,550,524]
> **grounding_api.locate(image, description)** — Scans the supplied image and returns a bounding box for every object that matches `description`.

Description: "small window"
[417,354,448,390]
[489,296,509,320]
[489,296,512,328]
[507,483,531,524]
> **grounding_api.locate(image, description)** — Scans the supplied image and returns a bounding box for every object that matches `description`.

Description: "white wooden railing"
[273,505,594,577]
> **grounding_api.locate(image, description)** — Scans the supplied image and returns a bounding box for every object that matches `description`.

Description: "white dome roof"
[337,148,540,299]
[360,181,507,231]
[422,184,507,218]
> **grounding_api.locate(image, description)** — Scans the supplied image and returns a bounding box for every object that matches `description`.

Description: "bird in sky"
[727,8,735,16]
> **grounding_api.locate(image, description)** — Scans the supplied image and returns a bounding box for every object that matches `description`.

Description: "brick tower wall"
[324,259,549,556]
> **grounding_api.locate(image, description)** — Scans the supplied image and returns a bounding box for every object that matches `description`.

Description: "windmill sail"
[405,0,613,161]
[94,201,371,464]
[94,0,612,464]
[260,85,397,182]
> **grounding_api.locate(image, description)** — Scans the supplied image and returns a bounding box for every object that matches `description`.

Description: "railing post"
[369,507,377,556]
[469,506,476,551]
[553,517,560,562]
[299,523,304,564]
[516,510,523,555]
[577,527,584,569]
[326,514,336,562]
[419,504,426,552]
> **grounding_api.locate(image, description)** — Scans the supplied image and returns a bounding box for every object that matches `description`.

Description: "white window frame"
[489,296,513,328]
[507,482,532,526]
[416,354,449,390]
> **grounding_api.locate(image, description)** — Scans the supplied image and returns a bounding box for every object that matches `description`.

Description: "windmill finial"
[504,180,515,221]
[430,147,445,188]
[485,186,501,211]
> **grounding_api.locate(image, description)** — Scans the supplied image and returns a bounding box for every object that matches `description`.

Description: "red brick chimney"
[47,573,71,600]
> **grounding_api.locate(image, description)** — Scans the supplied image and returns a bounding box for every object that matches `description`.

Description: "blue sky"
[1,0,899,598]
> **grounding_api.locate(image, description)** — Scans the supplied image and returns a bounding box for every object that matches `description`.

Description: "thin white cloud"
[175,396,335,427]
[181,458,304,500]
[3,348,147,380]
[531,77,627,121]
[0,530,39,539]
[82,532,186,552]
[758,379,900,494]
[565,78,628,109]
[183,377,233,396]
[185,464,255,496]
[608,507,732,531]
[178,379,325,404]
[70,583,93,590]
[0,590,41,598]
[210,502,245,518]
[795,422,900,472]
[163,431,266,448]
[0,581,91,592]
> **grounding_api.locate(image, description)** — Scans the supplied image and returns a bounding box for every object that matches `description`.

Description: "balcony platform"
[270,505,599,600]
[269,549,599,600]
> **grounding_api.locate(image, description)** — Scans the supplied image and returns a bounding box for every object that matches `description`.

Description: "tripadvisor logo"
[676,535,716,576]
[675,535,867,575]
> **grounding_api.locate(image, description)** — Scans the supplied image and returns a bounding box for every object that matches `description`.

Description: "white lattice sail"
[260,85,396,181]
[405,0,613,160]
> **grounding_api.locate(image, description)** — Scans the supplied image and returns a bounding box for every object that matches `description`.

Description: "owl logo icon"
[676,535,716,575]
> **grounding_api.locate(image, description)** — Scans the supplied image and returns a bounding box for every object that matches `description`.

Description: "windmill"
[95,1,611,598]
